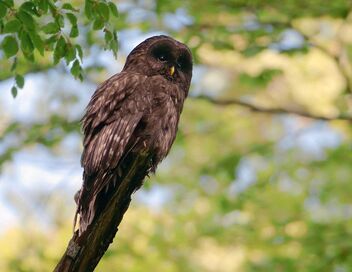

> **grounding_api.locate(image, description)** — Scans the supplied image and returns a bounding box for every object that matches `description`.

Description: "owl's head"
[123,35,193,92]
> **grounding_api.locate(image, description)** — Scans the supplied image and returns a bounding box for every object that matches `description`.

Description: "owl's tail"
[74,172,119,236]
[73,172,99,235]
[75,201,96,236]
[73,187,97,235]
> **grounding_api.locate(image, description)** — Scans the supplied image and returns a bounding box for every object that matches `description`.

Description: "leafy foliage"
[0,0,119,96]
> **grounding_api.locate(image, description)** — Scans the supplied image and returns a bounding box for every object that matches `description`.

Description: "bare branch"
[54,152,152,272]
[192,95,352,121]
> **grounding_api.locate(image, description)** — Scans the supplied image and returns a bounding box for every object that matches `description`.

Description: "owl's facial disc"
[150,42,179,79]
[148,39,192,84]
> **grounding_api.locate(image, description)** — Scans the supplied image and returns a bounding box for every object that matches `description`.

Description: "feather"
[77,73,147,235]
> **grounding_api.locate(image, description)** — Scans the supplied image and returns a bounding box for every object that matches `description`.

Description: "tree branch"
[287,20,352,94]
[54,152,152,272]
[192,95,352,121]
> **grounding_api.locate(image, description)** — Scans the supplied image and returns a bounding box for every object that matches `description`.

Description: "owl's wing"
[77,72,147,233]
[81,72,146,176]
[82,72,144,148]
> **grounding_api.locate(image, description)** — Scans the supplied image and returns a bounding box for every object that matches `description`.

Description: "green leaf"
[3,19,21,33]
[66,13,77,25]
[75,44,83,60]
[45,34,58,50]
[53,36,67,64]
[3,0,14,8]
[104,27,118,58]
[0,2,7,19]
[11,86,18,98]
[42,22,60,34]
[98,2,109,20]
[15,74,24,88]
[28,31,44,55]
[38,0,48,13]
[70,59,82,80]
[64,45,76,64]
[55,14,64,28]
[70,25,79,38]
[23,50,34,61]
[84,0,94,20]
[93,18,104,30]
[17,10,36,30]
[108,2,118,17]
[111,30,118,58]
[19,2,39,16]
[104,30,112,44]
[62,3,78,12]
[20,31,34,54]
[1,36,18,58]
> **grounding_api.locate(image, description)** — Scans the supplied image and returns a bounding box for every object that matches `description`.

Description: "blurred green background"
[1,0,352,271]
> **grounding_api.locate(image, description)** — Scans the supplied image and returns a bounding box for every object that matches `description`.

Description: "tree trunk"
[54,153,151,272]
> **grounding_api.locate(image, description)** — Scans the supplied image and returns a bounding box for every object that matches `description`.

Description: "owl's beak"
[169,66,175,76]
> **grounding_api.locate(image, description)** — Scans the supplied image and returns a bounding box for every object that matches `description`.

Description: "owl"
[75,35,193,234]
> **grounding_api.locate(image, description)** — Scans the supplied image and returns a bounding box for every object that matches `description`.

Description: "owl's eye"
[158,54,167,61]
[177,54,191,71]
[176,60,182,69]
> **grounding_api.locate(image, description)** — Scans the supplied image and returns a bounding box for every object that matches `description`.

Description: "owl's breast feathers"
[143,75,186,163]
[81,72,184,176]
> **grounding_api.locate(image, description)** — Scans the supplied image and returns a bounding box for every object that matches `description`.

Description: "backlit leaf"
[62,3,78,12]
[98,2,109,20]
[17,10,35,30]
[70,25,79,37]
[108,2,118,17]
[20,31,34,54]
[66,13,77,25]
[75,44,83,60]
[19,2,39,16]
[84,0,94,19]
[0,2,7,19]
[1,36,18,57]
[11,86,17,98]
[3,19,21,33]
[29,31,44,55]
[93,18,104,30]
[53,36,67,64]
[15,74,24,88]
[70,59,82,80]
[42,22,60,34]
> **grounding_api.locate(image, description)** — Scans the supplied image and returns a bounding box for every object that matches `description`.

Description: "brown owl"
[75,35,193,234]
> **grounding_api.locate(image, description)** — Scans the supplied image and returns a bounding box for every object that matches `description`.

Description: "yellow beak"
[169,66,175,76]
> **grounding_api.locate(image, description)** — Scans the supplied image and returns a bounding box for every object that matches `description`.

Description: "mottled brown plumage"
[75,35,192,234]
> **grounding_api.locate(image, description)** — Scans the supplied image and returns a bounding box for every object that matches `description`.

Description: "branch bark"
[191,95,352,121]
[54,152,152,272]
